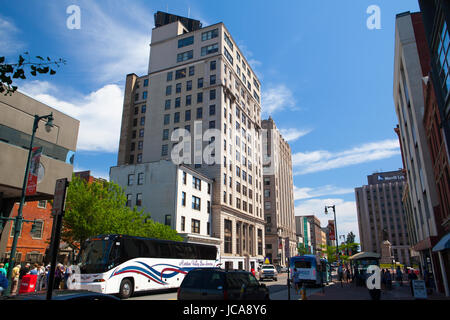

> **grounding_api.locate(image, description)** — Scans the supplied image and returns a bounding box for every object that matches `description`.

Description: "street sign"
[412,280,427,299]
[264,257,271,264]
[52,178,68,216]
[26,146,43,196]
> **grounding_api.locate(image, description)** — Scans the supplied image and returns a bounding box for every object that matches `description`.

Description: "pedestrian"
[0,270,8,295]
[250,267,256,277]
[408,268,418,296]
[19,263,30,279]
[0,263,6,277]
[386,270,392,290]
[36,264,44,291]
[345,268,351,283]
[54,263,64,289]
[29,263,39,275]
[11,264,21,295]
[396,266,403,286]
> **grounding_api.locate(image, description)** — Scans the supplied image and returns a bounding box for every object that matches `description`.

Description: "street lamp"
[324,205,339,263]
[3,113,54,295]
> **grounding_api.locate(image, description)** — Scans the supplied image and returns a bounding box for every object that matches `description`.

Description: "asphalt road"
[128,272,291,300]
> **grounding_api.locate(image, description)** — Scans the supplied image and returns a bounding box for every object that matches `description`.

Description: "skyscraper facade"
[117,12,265,270]
[261,117,296,267]
[355,170,411,265]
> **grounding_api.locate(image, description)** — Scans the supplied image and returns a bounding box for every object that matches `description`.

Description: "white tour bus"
[72,234,220,299]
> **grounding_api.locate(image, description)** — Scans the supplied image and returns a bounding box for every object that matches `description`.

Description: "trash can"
[19,274,38,294]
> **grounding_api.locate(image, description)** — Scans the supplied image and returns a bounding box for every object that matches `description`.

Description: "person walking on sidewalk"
[11,264,21,295]
[345,268,351,283]
[386,269,392,290]
[396,266,403,286]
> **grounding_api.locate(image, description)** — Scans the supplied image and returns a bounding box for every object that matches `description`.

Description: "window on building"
[201,28,218,41]
[189,66,195,76]
[196,107,203,119]
[128,174,134,186]
[185,110,191,121]
[167,72,173,81]
[198,77,203,88]
[166,85,172,95]
[201,43,218,56]
[210,89,216,100]
[126,194,132,207]
[37,200,47,209]
[175,68,186,79]
[137,153,142,163]
[30,220,44,239]
[186,80,192,91]
[193,177,201,190]
[162,129,169,140]
[165,215,172,226]
[210,60,216,71]
[178,35,194,48]
[183,171,187,184]
[174,112,180,123]
[191,219,200,234]
[164,114,170,125]
[210,74,216,85]
[197,92,203,103]
[181,216,185,231]
[136,193,142,206]
[138,172,144,185]
[224,219,232,253]
[181,191,186,206]
[186,95,192,106]
[161,144,168,156]
[224,33,233,50]
[192,196,201,211]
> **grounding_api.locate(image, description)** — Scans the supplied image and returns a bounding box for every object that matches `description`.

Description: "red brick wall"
[5,201,54,263]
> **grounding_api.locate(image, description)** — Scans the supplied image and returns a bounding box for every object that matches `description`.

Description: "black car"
[0,290,120,301]
[178,268,270,300]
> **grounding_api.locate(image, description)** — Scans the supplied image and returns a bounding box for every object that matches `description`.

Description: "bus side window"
[159,242,172,258]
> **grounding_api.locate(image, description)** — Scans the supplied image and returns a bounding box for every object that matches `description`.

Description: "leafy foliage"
[297,243,310,256]
[0,52,66,95]
[62,175,182,248]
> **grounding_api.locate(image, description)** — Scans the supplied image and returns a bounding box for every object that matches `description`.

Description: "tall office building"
[261,117,296,267]
[393,11,444,290]
[355,171,411,265]
[295,215,312,254]
[117,12,265,270]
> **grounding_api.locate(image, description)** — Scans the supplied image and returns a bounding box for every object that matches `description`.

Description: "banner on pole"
[26,147,43,196]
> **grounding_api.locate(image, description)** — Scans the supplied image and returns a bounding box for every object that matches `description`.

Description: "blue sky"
[1,0,421,243]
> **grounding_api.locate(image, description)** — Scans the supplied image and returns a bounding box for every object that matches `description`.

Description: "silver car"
[259,264,278,281]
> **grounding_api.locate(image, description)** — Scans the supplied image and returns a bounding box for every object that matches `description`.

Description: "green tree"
[0,52,66,95]
[297,243,309,255]
[62,175,182,247]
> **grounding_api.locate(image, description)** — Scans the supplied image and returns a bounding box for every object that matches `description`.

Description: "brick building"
[2,200,53,264]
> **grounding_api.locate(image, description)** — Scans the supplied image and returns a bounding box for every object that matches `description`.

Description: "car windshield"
[262,266,274,269]
[77,238,115,274]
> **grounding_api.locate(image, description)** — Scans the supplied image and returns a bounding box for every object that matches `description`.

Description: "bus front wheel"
[119,278,134,299]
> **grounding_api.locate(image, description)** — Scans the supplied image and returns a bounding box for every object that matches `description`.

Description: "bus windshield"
[78,238,116,274]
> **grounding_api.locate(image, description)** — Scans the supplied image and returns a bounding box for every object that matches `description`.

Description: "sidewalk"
[307,280,450,300]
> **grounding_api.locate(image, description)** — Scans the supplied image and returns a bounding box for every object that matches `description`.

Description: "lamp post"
[324,205,338,263]
[4,113,54,295]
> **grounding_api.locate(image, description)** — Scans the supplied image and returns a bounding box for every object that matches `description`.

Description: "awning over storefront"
[432,233,450,252]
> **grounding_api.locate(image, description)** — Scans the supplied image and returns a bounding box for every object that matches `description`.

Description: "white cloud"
[293,139,401,175]
[20,80,123,153]
[63,0,153,84]
[279,128,312,142]
[295,197,360,243]
[0,15,24,55]
[261,84,297,115]
[294,185,355,201]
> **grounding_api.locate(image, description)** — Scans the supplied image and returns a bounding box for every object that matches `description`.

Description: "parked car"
[0,290,120,301]
[276,265,288,273]
[178,268,270,300]
[259,264,278,281]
